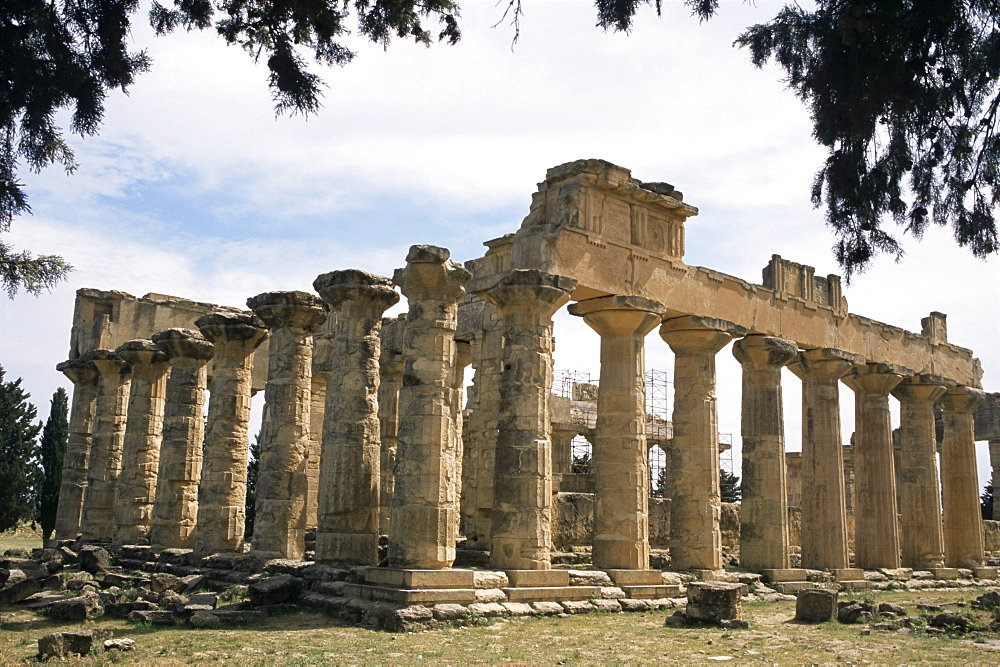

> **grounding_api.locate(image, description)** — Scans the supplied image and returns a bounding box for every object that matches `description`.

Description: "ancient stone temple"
[53,159,995,599]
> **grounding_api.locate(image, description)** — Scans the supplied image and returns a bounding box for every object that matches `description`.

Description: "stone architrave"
[192,312,268,554]
[843,363,908,569]
[149,328,213,549]
[79,350,131,541]
[377,348,403,536]
[939,386,987,568]
[113,340,170,545]
[787,347,862,571]
[388,245,472,568]
[731,334,798,571]
[568,294,666,570]
[52,359,99,541]
[480,269,577,570]
[660,315,746,571]
[891,374,953,568]
[248,290,329,560]
[313,270,399,565]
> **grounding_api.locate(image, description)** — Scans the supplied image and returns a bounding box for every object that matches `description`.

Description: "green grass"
[0,524,43,556]
[1,586,999,663]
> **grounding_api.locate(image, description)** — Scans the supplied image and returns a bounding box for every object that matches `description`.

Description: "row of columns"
[54,256,987,577]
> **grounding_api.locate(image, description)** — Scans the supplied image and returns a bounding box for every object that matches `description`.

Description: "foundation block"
[928,567,960,580]
[605,569,663,586]
[505,570,570,587]
[621,584,683,599]
[973,567,998,579]
[831,568,865,581]
[342,583,477,605]
[365,568,475,589]
[761,568,809,583]
[502,586,600,602]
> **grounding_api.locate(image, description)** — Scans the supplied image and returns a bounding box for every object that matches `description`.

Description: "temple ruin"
[52,159,997,606]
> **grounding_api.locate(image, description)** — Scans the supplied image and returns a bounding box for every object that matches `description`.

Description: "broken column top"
[313,269,399,312]
[247,290,329,331]
[152,328,214,361]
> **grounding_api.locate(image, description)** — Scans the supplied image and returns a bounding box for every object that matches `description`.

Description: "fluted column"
[149,328,213,549]
[788,348,861,571]
[53,359,99,541]
[307,370,329,530]
[248,291,329,560]
[481,269,577,570]
[80,350,131,541]
[192,312,268,554]
[461,316,503,543]
[660,315,745,571]
[377,351,403,536]
[113,340,170,545]
[843,363,907,569]
[388,245,472,568]
[452,339,472,538]
[731,334,798,571]
[891,374,952,568]
[569,295,665,570]
[313,269,399,565]
[940,386,986,568]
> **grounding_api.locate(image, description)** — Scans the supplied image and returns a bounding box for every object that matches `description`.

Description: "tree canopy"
[2,0,999,281]
[0,366,42,532]
[38,387,69,540]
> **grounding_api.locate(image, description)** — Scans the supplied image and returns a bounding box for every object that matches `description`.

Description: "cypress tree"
[0,365,42,533]
[38,387,69,540]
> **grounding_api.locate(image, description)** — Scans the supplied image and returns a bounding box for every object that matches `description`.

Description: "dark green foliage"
[982,483,994,520]
[735,1,1000,276]
[0,365,42,532]
[38,387,69,540]
[720,469,741,503]
[244,432,261,539]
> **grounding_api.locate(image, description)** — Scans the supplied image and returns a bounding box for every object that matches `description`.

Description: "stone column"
[248,291,329,560]
[112,340,170,545]
[731,334,798,571]
[992,439,1000,522]
[313,269,399,565]
[940,386,987,568]
[80,350,131,541]
[660,315,745,572]
[461,315,503,544]
[377,351,403,536]
[149,328,213,549]
[388,245,472,568]
[481,269,577,570]
[569,295,665,570]
[53,359,99,541]
[787,348,861,571]
[843,363,907,569]
[192,312,268,554]
[307,370,329,530]
[891,374,952,568]
[452,339,472,537]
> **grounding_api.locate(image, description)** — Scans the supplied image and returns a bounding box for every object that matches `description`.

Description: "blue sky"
[1,1,998,488]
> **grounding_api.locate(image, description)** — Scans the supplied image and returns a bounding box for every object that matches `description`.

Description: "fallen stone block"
[78,546,111,574]
[1,559,47,580]
[837,602,871,624]
[187,593,218,608]
[22,593,71,610]
[249,573,301,606]
[37,630,93,658]
[128,609,176,625]
[0,568,25,587]
[685,581,743,622]
[795,588,838,623]
[50,593,103,620]
[560,600,594,614]
[180,574,207,593]
[104,638,135,652]
[619,598,653,612]
[432,603,469,621]
[188,611,222,628]
[473,571,509,589]
[149,572,185,594]
[590,599,622,613]
[530,601,564,615]
[0,577,41,605]
[567,570,613,587]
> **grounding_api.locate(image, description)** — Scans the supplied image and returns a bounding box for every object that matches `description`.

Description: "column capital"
[195,311,269,348]
[83,349,131,376]
[787,347,863,383]
[313,269,400,318]
[480,269,577,318]
[392,245,472,300]
[152,328,214,362]
[248,290,329,333]
[732,334,798,370]
[891,374,956,403]
[568,294,666,338]
[660,315,745,355]
[115,338,169,368]
[56,358,99,386]
[843,362,911,396]
[940,386,986,413]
